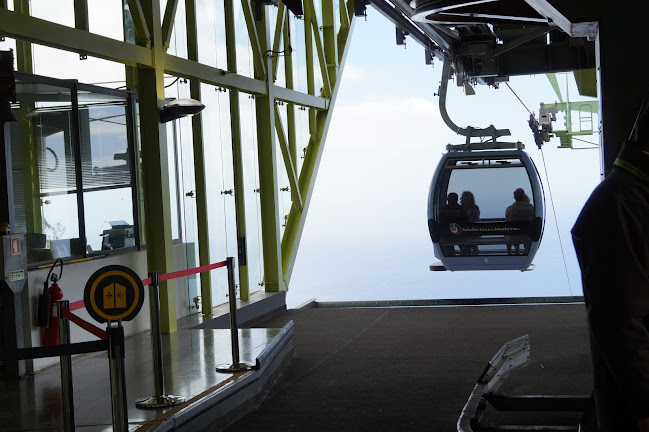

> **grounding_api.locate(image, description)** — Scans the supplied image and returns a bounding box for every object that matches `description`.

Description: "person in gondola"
[460,191,480,255]
[439,192,467,256]
[505,188,534,254]
[572,94,649,432]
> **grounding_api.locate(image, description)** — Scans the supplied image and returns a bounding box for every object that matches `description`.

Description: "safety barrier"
[0,300,128,432]
[1,257,248,430]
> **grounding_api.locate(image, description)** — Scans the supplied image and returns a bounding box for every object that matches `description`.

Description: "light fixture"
[159,98,205,123]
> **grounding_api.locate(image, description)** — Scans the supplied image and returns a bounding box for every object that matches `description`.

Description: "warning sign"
[83,265,144,323]
[11,237,20,255]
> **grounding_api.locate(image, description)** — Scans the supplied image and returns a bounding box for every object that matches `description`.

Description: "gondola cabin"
[428,147,545,271]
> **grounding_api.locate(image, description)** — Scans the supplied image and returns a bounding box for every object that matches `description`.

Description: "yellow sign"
[84,265,144,323]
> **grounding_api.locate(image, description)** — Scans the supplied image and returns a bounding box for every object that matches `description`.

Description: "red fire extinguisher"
[41,258,64,346]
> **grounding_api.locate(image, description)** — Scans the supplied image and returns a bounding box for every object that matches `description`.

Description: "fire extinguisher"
[37,258,64,346]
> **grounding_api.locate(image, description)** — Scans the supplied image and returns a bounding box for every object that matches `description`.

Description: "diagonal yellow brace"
[126,0,151,46]
[271,3,287,81]
[161,0,180,51]
[241,0,267,79]
[339,0,350,29]
[304,0,332,97]
[274,105,303,209]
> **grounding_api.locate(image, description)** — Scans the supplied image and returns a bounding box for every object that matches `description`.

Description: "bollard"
[57,300,75,432]
[107,323,129,432]
[135,272,184,409]
[216,257,252,373]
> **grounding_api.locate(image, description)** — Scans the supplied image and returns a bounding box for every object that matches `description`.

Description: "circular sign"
[83,265,144,323]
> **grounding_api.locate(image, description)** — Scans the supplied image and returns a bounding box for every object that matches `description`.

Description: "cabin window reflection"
[440,156,535,257]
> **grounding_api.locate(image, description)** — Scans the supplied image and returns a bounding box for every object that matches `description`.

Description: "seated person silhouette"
[460,191,480,256]
[439,192,468,256]
[505,188,535,255]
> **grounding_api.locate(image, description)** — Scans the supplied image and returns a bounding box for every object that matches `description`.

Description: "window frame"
[15,72,140,268]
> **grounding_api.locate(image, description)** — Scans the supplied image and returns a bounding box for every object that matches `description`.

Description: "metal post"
[216,257,252,372]
[57,300,75,432]
[136,272,184,408]
[107,323,128,432]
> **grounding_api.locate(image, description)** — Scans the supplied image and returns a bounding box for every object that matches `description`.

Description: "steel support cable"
[506,82,573,294]
[539,147,573,295]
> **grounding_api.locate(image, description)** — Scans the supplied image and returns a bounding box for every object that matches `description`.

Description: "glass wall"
[9,74,138,265]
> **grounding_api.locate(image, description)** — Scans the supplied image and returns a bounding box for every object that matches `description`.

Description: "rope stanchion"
[60,308,107,340]
[135,272,185,409]
[216,257,252,373]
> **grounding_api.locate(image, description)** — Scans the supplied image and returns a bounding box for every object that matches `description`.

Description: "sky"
[286,7,602,308]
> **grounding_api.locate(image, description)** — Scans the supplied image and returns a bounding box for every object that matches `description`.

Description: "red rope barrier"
[61,308,107,340]
[69,300,85,312]
[158,260,228,283]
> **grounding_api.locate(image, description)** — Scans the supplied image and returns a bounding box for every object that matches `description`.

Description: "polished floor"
[1,314,280,432]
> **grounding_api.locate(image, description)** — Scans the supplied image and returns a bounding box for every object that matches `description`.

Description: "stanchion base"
[135,395,185,409]
[216,362,253,373]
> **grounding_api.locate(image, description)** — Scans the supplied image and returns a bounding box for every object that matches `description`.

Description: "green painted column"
[303,0,316,135]
[322,0,337,86]
[185,0,213,314]
[254,5,284,292]
[224,1,250,301]
[284,15,297,167]
[138,0,176,334]
[14,0,40,235]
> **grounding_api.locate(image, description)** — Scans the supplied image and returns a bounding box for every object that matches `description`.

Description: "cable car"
[428,142,545,271]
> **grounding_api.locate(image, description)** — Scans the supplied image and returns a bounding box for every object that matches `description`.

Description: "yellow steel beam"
[271,3,287,81]
[241,0,267,79]
[0,8,152,66]
[274,105,304,209]
[161,0,180,51]
[304,0,332,97]
[125,0,151,46]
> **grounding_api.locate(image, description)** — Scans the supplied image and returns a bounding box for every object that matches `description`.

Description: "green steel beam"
[241,0,267,79]
[14,0,40,235]
[274,105,303,208]
[225,0,251,302]
[186,0,213,314]
[304,0,332,97]
[255,5,285,292]
[271,3,287,81]
[0,8,153,66]
[165,54,327,108]
[546,73,564,103]
[322,0,337,85]
[303,0,317,136]
[283,17,297,166]
[125,0,151,46]
[74,0,89,32]
[281,15,357,285]
[161,0,179,51]
[138,0,176,334]
[272,85,327,109]
[164,53,266,94]
[339,0,350,30]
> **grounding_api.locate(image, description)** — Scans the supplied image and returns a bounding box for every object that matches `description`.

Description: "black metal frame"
[13,72,140,268]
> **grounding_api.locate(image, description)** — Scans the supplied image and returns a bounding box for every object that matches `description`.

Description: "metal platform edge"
[150,320,295,432]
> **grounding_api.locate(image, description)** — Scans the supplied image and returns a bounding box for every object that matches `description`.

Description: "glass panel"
[440,156,535,257]
[78,93,134,253]
[10,80,80,262]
